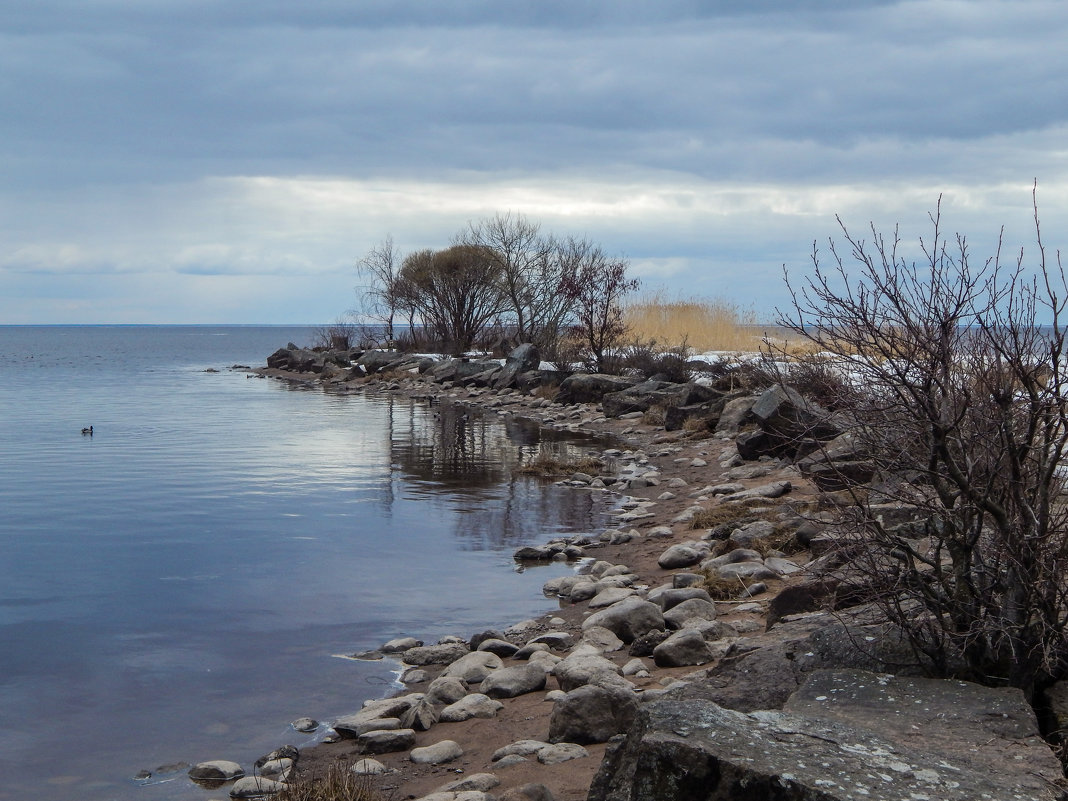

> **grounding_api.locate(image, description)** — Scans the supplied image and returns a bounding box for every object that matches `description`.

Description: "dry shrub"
[642,404,667,426]
[514,454,604,477]
[531,383,560,402]
[699,572,756,600]
[625,290,761,353]
[689,501,768,531]
[278,762,381,801]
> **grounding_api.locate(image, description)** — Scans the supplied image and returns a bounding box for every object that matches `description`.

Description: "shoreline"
[248,362,817,801]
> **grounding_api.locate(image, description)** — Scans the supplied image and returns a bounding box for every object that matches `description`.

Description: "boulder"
[188,761,244,786]
[441,651,502,682]
[357,728,417,755]
[479,663,547,698]
[656,543,707,570]
[588,587,636,608]
[410,740,463,765]
[589,669,1065,801]
[536,743,589,765]
[476,638,520,658]
[582,597,665,643]
[555,373,641,405]
[402,642,470,666]
[425,676,470,706]
[652,628,716,667]
[493,343,541,389]
[435,774,501,794]
[654,587,714,611]
[663,598,718,629]
[439,693,504,722]
[333,715,400,739]
[497,784,555,801]
[352,759,387,775]
[357,349,405,375]
[382,636,423,653]
[399,697,440,731]
[548,684,641,744]
[553,653,622,692]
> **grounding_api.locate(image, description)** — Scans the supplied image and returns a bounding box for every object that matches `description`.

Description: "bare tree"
[561,239,639,373]
[776,187,1068,698]
[394,244,508,355]
[356,235,402,347]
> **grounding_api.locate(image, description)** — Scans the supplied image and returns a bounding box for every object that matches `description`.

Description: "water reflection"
[382,394,617,550]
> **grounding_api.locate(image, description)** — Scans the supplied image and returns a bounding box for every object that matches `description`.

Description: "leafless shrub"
[777,183,1068,698]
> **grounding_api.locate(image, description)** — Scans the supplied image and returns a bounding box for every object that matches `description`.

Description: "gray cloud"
[2,1,1068,322]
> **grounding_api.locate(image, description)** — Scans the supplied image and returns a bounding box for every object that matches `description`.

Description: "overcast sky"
[3,0,1068,324]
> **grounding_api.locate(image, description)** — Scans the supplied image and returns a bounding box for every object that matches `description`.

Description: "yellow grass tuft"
[624,291,762,353]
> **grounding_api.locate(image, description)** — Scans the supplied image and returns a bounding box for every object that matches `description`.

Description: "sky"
[3,0,1068,324]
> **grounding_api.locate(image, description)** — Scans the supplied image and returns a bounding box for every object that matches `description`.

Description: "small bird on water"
[81,426,93,435]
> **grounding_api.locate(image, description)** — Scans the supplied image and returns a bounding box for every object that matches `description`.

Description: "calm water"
[0,326,614,801]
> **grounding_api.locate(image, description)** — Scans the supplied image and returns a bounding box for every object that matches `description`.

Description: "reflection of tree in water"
[385,396,617,550]
[450,479,616,552]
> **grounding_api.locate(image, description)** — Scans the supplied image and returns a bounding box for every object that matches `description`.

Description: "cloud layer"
[3,1,1068,323]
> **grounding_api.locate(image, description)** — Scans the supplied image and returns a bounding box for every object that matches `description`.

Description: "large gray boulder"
[441,651,502,683]
[479,663,547,698]
[652,629,715,667]
[582,597,665,643]
[552,653,622,692]
[493,343,542,389]
[589,669,1066,801]
[548,684,640,745]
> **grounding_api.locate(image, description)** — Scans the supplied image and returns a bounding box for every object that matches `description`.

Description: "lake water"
[0,326,616,801]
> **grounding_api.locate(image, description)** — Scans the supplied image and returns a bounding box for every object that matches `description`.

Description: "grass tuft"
[514,454,604,477]
[277,762,381,801]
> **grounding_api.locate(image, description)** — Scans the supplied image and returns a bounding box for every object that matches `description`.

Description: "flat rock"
[435,773,501,793]
[410,739,463,765]
[536,742,589,765]
[402,642,470,666]
[589,669,1066,801]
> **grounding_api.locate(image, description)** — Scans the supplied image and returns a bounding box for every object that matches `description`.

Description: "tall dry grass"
[624,291,763,353]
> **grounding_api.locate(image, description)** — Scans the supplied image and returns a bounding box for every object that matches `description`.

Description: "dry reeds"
[624,291,761,353]
[277,762,381,801]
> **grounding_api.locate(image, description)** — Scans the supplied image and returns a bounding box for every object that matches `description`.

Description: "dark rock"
[548,684,640,745]
[555,373,641,405]
[628,629,670,657]
[493,344,542,389]
[357,349,405,375]
[469,629,509,650]
[653,587,714,611]
[589,669,1065,801]
[356,728,416,755]
[582,597,666,643]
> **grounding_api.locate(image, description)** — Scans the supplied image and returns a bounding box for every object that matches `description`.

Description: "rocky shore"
[188,344,1068,801]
